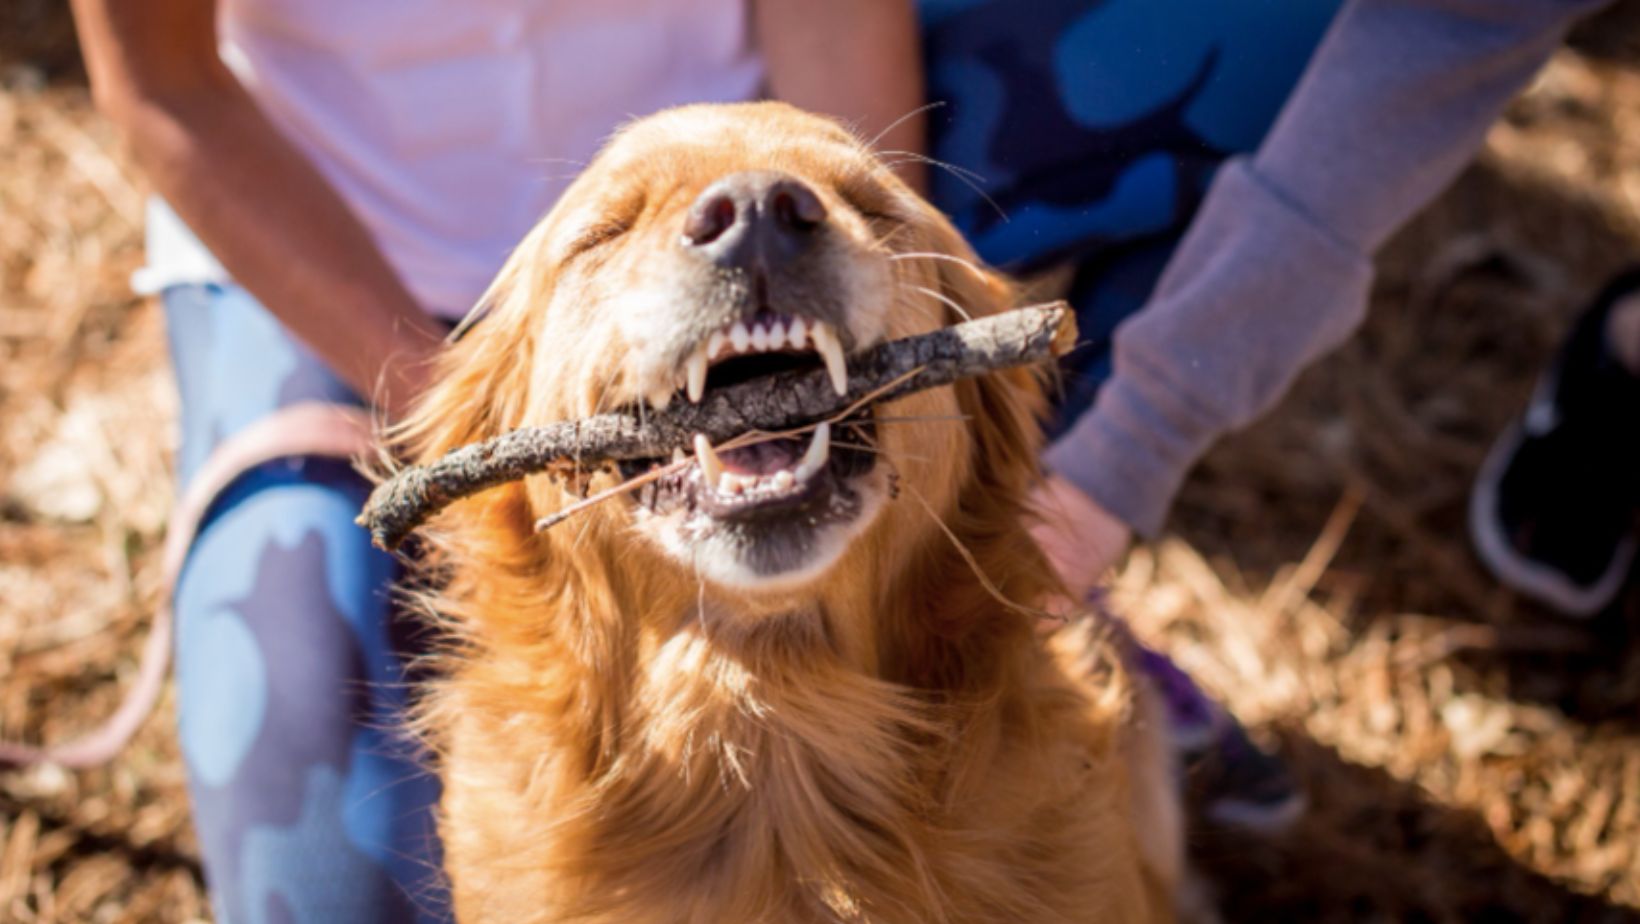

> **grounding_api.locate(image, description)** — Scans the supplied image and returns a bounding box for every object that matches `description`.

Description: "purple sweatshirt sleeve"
[1043,0,1611,537]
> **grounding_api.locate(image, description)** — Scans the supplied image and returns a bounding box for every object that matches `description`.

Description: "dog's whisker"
[905,283,974,322]
[888,251,990,282]
[872,220,916,251]
[877,150,1009,224]
[590,363,627,417]
[875,149,987,184]
[353,767,445,810]
[899,478,1059,624]
[830,438,894,454]
[535,457,692,533]
[525,155,590,168]
[832,440,927,464]
[856,414,972,426]
[863,101,947,152]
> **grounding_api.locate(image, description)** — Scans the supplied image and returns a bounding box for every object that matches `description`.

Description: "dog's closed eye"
[833,175,906,228]
[565,220,632,259]
[856,207,903,228]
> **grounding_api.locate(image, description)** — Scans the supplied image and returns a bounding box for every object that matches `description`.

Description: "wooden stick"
[358,303,1076,549]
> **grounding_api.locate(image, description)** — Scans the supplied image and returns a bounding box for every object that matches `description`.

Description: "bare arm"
[753,0,928,192]
[70,0,445,417]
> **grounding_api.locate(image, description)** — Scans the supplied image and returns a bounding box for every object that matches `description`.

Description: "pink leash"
[0,402,377,769]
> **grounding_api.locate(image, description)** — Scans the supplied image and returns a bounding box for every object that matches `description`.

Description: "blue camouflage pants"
[163,4,1343,921]
[165,283,447,924]
[922,0,1343,433]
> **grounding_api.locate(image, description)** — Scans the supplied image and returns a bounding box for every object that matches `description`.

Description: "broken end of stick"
[362,526,392,552]
[357,481,420,551]
[1043,301,1078,358]
[355,507,399,551]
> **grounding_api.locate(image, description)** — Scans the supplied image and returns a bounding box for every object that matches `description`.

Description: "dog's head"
[405,102,1045,612]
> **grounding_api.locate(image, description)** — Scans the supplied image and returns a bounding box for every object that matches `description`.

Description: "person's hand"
[1029,473,1133,603]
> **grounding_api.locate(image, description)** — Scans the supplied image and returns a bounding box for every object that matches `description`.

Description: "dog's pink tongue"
[719,440,801,475]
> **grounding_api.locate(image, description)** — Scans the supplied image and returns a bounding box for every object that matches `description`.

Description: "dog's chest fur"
[435,604,1162,924]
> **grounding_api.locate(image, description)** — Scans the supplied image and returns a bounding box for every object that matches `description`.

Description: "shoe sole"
[1469,422,1636,617]
[1203,790,1307,834]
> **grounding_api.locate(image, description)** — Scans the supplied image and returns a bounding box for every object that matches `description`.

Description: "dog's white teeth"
[771,470,796,491]
[672,447,687,464]
[648,384,673,412]
[750,324,770,352]
[795,421,831,481]
[788,317,807,350]
[768,322,788,351]
[730,321,750,353]
[686,348,708,404]
[694,433,724,485]
[811,324,848,397]
[707,330,726,361]
[722,473,746,495]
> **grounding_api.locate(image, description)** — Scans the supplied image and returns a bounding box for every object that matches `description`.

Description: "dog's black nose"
[682,171,827,270]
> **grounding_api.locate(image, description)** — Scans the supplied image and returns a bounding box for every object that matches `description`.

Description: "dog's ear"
[393,229,552,463]
[916,213,1047,499]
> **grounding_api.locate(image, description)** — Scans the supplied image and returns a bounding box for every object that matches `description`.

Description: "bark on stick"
[359,303,1076,549]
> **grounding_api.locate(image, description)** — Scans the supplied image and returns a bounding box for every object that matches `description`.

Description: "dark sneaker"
[1183,716,1306,833]
[1129,641,1305,834]
[1129,642,1220,753]
[1086,592,1306,833]
[1470,270,1640,616]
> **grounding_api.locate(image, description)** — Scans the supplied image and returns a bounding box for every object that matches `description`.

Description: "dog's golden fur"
[396,102,1181,923]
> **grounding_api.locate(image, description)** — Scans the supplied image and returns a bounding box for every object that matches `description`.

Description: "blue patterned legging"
[166,284,446,924]
[166,3,1342,920]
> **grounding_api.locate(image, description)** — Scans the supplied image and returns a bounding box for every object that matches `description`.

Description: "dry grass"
[1,3,1638,921]
[0,5,202,923]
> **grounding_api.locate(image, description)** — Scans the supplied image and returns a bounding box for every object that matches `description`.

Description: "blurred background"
[2,1,1640,921]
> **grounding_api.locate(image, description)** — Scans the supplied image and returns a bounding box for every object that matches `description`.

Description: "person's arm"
[1035,0,1610,594]
[70,0,445,417]
[753,0,927,192]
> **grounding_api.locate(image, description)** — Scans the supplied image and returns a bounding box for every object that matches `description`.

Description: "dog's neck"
[568,535,1039,917]
[435,483,1055,916]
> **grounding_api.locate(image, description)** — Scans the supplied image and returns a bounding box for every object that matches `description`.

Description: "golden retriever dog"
[396,101,1184,924]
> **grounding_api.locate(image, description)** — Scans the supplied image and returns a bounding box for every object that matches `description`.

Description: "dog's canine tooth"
[686,347,709,403]
[671,447,687,464]
[811,324,848,396]
[751,324,770,352]
[788,317,807,350]
[768,321,788,351]
[694,433,724,486]
[707,330,726,360]
[730,321,750,353]
[796,421,830,480]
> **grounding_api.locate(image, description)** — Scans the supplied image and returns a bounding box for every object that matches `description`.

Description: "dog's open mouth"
[621,312,879,522]
[624,415,878,522]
